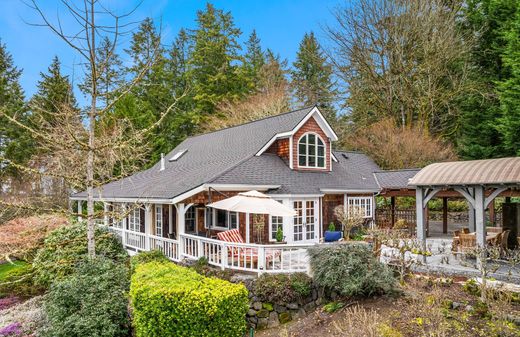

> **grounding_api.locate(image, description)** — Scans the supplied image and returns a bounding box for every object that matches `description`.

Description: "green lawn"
[0,261,28,280]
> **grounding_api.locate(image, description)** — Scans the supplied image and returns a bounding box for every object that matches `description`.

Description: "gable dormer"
[256,106,338,172]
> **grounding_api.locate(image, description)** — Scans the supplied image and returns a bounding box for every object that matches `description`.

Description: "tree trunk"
[87,0,97,258]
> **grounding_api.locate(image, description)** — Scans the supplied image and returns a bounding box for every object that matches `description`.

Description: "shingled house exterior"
[71,106,393,272]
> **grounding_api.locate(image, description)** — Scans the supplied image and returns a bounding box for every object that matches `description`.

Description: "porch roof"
[408,157,520,187]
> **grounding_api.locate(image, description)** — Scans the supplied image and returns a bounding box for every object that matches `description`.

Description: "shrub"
[0,264,44,299]
[33,222,127,287]
[130,261,248,337]
[254,272,312,303]
[130,249,168,273]
[0,295,46,336]
[308,243,396,297]
[43,257,130,337]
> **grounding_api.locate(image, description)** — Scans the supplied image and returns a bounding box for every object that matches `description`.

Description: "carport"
[409,157,520,249]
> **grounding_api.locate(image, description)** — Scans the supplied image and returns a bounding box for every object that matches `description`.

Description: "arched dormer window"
[298,133,326,168]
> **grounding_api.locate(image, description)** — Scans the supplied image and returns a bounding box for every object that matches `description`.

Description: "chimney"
[160,153,165,171]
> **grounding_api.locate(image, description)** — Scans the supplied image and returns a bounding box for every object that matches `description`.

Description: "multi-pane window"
[213,209,238,229]
[305,200,315,240]
[347,197,373,218]
[293,201,303,241]
[298,133,325,168]
[128,207,141,232]
[185,206,196,232]
[155,205,163,237]
[271,216,283,241]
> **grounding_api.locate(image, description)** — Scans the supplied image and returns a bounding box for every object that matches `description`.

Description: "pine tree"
[79,37,124,107]
[187,3,247,116]
[243,30,265,91]
[0,39,32,181]
[30,56,77,118]
[291,32,337,122]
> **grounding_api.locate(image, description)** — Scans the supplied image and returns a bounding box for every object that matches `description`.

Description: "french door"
[292,199,319,243]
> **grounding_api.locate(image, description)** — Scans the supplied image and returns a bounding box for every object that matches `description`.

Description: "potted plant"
[324,222,343,242]
[274,227,286,244]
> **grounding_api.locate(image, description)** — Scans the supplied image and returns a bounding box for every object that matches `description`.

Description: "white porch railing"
[102,226,314,274]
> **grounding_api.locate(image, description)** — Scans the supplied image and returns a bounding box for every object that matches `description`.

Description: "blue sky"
[0,0,341,106]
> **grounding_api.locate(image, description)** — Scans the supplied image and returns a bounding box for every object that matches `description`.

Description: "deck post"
[144,204,152,251]
[257,246,266,271]
[103,202,109,227]
[416,187,426,261]
[77,201,83,222]
[176,203,186,257]
[246,212,250,243]
[442,197,448,234]
[121,203,127,247]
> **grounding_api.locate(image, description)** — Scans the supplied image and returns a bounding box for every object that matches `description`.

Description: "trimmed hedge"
[130,261,248,337]
[130,249,168,274]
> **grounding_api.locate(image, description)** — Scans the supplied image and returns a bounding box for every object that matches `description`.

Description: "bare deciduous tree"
[0,1,184,257]
[326,0,473,136]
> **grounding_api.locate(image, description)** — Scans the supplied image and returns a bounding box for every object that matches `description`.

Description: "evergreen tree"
[187,3,247,116]
[31,56,77,118]
[291,32,337,122]
[79,37,124,107]
[0,39,32,181]
[457,0,519,159]
[497,5,520,155]
[243,30,265,91]
[258,49,289,93]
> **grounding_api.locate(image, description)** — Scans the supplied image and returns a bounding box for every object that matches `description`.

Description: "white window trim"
[269,199,285,242]
[210,209,239,231]
[185,206,197,232]
[128,207,141,232]
[155,205,163,237]
[347,197,373,218]
[297,132,326,169]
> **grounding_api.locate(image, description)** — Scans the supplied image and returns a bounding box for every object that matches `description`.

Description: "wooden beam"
[442,197,448,234]
[391,196,396,227]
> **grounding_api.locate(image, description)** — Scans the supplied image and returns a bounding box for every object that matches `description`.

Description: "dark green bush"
[0,264,45,298]
[33,222,128,287]
[308,243,396,297]
[43,257,130,337]
[130,249,168,273]
[130,261,248,337]
[254,272,312,303]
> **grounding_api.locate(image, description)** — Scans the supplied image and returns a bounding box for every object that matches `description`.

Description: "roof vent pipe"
[160,153,165,171]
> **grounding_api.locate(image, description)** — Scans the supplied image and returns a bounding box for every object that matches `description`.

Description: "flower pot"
[324,231,343,243]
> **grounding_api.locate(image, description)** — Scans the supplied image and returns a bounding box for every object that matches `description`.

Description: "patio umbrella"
[207,190,296,216]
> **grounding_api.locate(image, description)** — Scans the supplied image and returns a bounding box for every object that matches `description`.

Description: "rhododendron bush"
[0,215,68,261]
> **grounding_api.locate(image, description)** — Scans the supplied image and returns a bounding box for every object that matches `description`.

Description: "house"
[71,106,390,271]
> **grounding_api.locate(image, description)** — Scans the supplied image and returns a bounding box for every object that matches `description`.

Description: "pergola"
[409,157,520,249]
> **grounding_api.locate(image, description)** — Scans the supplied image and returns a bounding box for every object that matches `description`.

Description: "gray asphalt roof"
[73,107,314,199]
[374,169,420,190]
[211,151,381,194]
[72,106,384,200]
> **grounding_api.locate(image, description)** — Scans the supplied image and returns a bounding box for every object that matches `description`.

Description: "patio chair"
[490,232,503,247]
[452,230,461,252]
[500,230,510,252]
[458,233,476,254]
[462,228,470,234]
[216,229,281,268]
[487,227,503,234]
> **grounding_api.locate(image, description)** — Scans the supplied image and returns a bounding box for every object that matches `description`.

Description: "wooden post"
[78,201,83,222]
[425,204,430,237]
[468,203,476,232]
[103,202,109,227]
[246,212,250,243]
[391,196,396,227]
[442,197,448,234]
[489,199,496,226]
[416,188,426,249]
[475,186,486,247]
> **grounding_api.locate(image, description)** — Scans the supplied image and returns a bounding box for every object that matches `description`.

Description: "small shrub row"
[308,243,397,297]
[33,221,128,287]
[254,272,313,303]
[130,261,249,337]
[43,257,130,337]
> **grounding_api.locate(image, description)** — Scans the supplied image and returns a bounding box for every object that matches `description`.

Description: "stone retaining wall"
[242,281,326,330]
